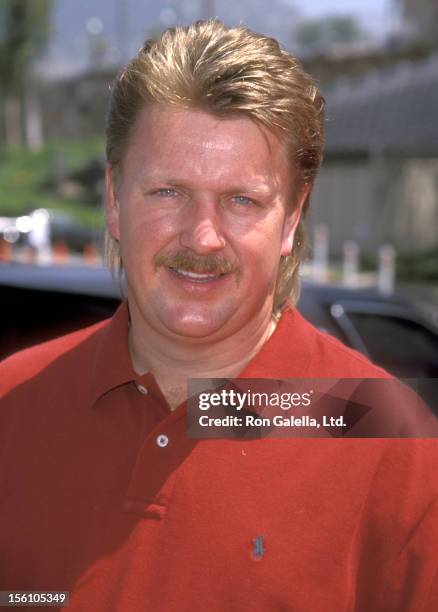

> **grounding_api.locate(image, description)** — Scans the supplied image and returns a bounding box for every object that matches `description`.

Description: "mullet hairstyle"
[105,19,325,315]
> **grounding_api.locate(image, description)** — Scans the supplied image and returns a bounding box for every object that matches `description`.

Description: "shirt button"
[156,434,169,448]
[137,384,148,395]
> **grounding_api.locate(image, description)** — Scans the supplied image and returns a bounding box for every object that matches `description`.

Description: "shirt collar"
[89,301,136,407]
[239,307,315,379]
[89,302,316,407]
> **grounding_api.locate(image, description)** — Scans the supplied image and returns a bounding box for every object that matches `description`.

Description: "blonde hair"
[105,19,325,313]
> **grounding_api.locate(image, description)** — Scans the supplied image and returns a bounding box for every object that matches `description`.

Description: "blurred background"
[1,0,438,282]
[0,0,437,373]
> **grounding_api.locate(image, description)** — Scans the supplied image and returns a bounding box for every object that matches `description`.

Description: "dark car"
[298,284,438,379]
[1,263,437,382]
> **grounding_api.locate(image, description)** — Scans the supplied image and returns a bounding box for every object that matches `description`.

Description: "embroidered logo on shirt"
[251,535,266,560]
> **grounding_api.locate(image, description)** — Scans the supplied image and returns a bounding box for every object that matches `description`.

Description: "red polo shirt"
[1,303,437,611]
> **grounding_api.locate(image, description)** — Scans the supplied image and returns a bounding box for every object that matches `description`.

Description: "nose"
[179,198,226,254]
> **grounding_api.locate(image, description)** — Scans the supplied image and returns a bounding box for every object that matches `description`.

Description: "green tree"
[296,16,363,54]
[0,0,53,149]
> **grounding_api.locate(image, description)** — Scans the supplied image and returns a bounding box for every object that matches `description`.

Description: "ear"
[105,164,120,240]
[280,184,311,257]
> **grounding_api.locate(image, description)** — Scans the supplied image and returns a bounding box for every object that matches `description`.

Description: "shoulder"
[312,324,389,377]
[281,308,390,378]
[246,307,390,379]
[0,318,110,398]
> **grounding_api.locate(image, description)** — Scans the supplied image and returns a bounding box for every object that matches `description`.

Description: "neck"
[127,304,278,403]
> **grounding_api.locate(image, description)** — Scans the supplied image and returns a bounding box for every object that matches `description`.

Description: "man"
[1,20,437,611]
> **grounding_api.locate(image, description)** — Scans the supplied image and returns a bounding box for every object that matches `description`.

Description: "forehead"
[122,105,290,188]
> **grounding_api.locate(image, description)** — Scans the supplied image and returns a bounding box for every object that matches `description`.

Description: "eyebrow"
[145,175,275,196]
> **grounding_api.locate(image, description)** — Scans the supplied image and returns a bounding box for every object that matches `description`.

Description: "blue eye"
[232,195,253,206]
[156,188,178,197]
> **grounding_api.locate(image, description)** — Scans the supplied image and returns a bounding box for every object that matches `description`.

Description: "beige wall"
[308,158,438,256]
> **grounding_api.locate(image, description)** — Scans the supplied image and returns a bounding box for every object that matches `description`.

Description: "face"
[106,106,307,342]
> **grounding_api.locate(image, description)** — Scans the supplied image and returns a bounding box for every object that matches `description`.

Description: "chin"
[158,306,235,340]
[162,317,225,339]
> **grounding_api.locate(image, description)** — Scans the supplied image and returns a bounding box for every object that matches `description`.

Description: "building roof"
[324,53,438,157]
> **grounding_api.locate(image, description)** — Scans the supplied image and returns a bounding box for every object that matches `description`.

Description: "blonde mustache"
[154,251,242,280]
